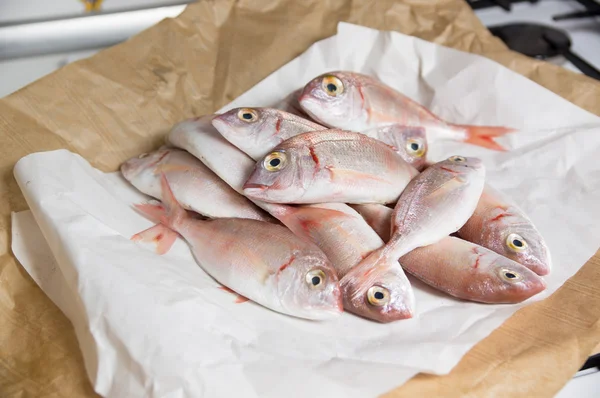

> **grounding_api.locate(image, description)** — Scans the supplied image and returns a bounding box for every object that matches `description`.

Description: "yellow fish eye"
[263,151,287,172]
[237,108,258,123]
[448,155,466,163]
[321,76,344,96]
[506,233,527,252]
[406,139,425,158]
[306,269,326,289]
[367,286,390,306]
[499,268,523,283]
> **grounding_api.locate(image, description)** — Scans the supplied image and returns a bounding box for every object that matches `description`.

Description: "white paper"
[11,22,600,398]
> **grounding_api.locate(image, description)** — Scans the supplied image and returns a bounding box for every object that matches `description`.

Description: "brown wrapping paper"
[1,1,599,397]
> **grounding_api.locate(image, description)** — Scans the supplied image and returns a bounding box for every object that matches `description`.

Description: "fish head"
[298,71,367,130]
[467,251,547,303]
[277,252,343,320]
[243,146,313,203]
[376,125,428,171]
[339,257,415,323]
[120,148,171,180]
[481,208,551,276]
[212,107,279,159]
[436,155,484,178]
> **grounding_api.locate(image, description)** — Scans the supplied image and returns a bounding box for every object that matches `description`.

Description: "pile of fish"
[122,71,550,323]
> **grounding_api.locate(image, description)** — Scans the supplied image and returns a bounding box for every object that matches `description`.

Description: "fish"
[342,156,485,297]
[457,184,551,276]
[268,203,414,322]
[400,237,546,303]
[352,203,546,303]
[243,130,419,204]
[350,203,393,242]
[212,107,326,161]
[168,117,415,322]
[133,174,343,320]
[298,71,514,151]
[167,116,256,194]
[121,147,273,222]
[213,108,428,170]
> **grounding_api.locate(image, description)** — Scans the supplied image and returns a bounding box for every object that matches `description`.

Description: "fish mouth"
[243,183,270,199]
[243,182,269,190]
[211,116,230,135]
[529,262,551,277]
[297,92,318,112]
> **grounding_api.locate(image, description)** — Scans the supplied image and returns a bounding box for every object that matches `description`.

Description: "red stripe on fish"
[309,146,320,167]
[471,247,483,269]
[490,209,510,222]
[279,255,296,273]
[275,118,282,135]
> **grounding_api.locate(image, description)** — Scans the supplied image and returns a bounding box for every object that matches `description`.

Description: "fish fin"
[218,286,250,304]
[131,224,178,255]
[158,173,187,228]
[134,203,167,224]
[153,163,192,175]
[454,124,515,151]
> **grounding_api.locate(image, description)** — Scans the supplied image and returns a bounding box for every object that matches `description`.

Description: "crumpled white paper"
[11,22,600,398]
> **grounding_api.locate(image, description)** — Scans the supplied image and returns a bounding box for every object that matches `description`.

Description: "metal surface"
[0,4,188,61]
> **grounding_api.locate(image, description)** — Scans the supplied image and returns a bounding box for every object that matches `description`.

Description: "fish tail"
[157,173,188,229]
[454,124,515,151]
[132,174,187,254]
[131,224,178,255]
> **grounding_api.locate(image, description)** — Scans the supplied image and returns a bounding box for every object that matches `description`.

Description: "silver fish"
[121,147,272,222]
[212,107,326,160]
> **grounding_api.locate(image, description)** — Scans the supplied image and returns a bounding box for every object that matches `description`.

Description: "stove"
[472,0,600,79]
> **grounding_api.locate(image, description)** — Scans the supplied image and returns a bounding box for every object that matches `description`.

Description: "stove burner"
[553,0,600,21]
[467,0,539,11]
[489,23,600,80]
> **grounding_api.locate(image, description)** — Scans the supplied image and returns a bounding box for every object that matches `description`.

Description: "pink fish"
[353,203,546,303]
[243,130,419,204]
[299,71,514,151]
[458,184,551,276]
[213,107,428,170]
[121,147,272,222]
[212,107,326,160]
[133,174,343,320]
[168,117,415,322]
[343,156,485,301]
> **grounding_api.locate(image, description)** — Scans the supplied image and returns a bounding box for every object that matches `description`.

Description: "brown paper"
[1,1,599,397]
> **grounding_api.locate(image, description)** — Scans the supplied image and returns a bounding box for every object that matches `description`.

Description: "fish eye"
[237,108,258,123]
[506,233,527,252]
[406,139,425,158]
[263,151,287,172]
[306,269,326,289]
[499,268,523,283]
[367,286,390,306]
[448,155,466,163]
[321,76,344,96]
